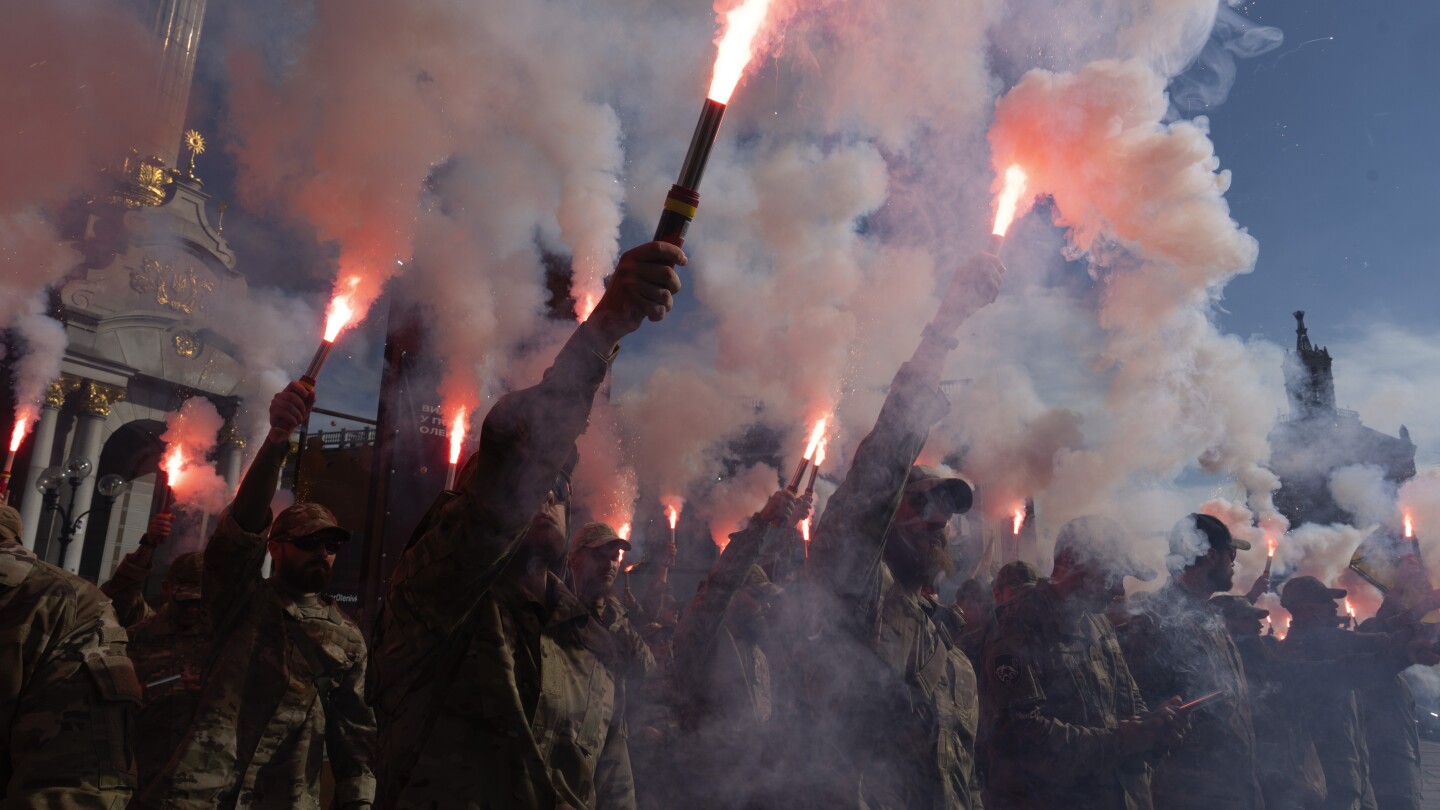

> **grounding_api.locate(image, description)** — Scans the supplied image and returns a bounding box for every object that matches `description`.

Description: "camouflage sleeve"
[594,696,637,810]
[812,361,949,620]
[984,615,1130,784]
[386,324,616,640]
[99,545,156,628]
[202,508,268,632]
[6,589,139,805]
[326,647,378,808]
[673,521,767,697]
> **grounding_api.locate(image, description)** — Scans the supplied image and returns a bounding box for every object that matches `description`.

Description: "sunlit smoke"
[991,165,1030,238]
[323,276,362,342]
[707,0,774,104]
[1012,505,1025,535]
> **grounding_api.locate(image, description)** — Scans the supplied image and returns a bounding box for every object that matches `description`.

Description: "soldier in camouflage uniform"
[0,503,140,806]
[100,510,176,627]
[799,253,1004,809]
[671,489,800,809]
[139,382,375,809]
[983,516,1186,810]
[1117,514,1262,810]
[368,241,685,809]
[1280,576,1439,810]
[568,522,656,688]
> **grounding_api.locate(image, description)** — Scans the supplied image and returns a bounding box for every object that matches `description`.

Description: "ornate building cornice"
[77,381,128,418]
[218,417,246,449]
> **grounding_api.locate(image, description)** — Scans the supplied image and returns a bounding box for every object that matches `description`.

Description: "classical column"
[61,381,126,572]
[217,417,245,493]
[19,381,68,549]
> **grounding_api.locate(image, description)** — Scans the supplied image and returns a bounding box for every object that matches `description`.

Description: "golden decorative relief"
[173,331,202,358]
[130,257,215,314]
[183,130,205,180]
[78,381,127,418]
[43,380,67,409]
[218,418,246,449]
[111,151,169,208]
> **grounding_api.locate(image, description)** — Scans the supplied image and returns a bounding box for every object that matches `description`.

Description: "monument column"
[61,381,126,572]
[19,381,70,548]
[217,416,245,492]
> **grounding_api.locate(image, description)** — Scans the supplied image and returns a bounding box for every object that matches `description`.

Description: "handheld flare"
[445,407,467,491]
[804,440,827,496]
[301,278,360,390]
[787,418,828,493]
[160,445,185,514]
[654,100,726,247]
[989,165,1029,253]
[0,415,27,500]
[1264,536,1276,575]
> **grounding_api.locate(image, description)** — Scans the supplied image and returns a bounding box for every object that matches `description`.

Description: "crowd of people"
[2,241,1436,810]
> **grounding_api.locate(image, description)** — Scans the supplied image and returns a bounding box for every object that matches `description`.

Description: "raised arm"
[100,512,172,628]
[203,382,310,627]
[812,254,1004,610]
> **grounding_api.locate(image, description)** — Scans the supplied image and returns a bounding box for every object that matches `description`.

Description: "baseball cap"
[904,465,974,515]
[1054,515,1157,582]
[742,564,783,599]
[995,560,1040,592]
[1210,594,1269,620]
[570,522,631,556]
[165,552,204,589]
[0,505,21,543]
[1168,513,1252,558]
[270,502,350,545]
[1281,575,1347,610]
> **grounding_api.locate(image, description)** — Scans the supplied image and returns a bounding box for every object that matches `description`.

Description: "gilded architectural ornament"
[111,151,169,208]
[130,257,216,314]
[218,418,246,449]
[77,381,127,419]
[43,380,67,410]
[183,130,206,180]
[173,331,202,358]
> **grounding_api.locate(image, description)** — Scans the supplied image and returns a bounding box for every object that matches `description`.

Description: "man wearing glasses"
[138,381,375,810]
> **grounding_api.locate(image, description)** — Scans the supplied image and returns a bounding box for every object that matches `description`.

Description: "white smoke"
[161,397,231,515]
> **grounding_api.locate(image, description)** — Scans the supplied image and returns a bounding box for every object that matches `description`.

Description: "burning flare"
[707,0,773,104]
[1266,536,1276,558]
[162,445,186,488]
[1012,505,1025,536]
[803,417,828,460]
[8,415,30,454]
[1405,513,1415,539]
[448,407,468,466]
[668,505,680,531]
[991,165,1030,238]
[577,293,597,322]
[617,522,632,541]
[324,276,361,342]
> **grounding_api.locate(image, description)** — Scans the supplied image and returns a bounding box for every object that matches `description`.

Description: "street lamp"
[35,459,123,565]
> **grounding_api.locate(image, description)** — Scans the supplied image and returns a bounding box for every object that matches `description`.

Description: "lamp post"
[36,459,123,569]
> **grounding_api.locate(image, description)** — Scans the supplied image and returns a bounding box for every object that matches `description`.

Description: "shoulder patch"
[994,654,1022,685]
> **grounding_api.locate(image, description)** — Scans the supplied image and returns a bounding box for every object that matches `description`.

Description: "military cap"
[0,504,21,543]
[742,564,783,599]
[995,560,1039,592]
[1054,515,1157,581]
[1210,594,1269,620]
[905,465,973,515]
[1280,575,1346,610]
[270,502,350,544]
[1168,513,1251,558]
[570,522,631,556]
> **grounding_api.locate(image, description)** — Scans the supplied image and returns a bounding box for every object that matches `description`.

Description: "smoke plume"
[161,397,231,515]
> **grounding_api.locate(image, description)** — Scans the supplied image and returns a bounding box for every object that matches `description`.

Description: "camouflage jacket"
[127,604,212,792]
[1355,617,1421,805]
[1283,621,1409,809]
[99,546,159,628]
[371,324,636,810]
[804,360,983,810]
[1118,583,1260,810]
[139,511,375,809]
[1,539,139,807]
[982,582,1152,810]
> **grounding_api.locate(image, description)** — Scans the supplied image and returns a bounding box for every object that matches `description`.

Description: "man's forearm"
[233,436,290,533]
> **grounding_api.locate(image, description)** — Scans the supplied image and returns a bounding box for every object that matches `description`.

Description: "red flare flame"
[707,0,773,104]
[448,407,468,466]
[668,505,679,531]
[323,276,361,342]
[991,165,1030,238]
[577,293,597,322]
[813,439,827,469]
[800,517,810,543]
[1266,536,1276,558]
[617,522,632,541]
[617,547,626,567]
[8,416,29,454]
[1405,513,1415,539]
[1345,598,1355,618]
[803,417,828,460]
[1012,505,1025,535]
[162,445,185,486]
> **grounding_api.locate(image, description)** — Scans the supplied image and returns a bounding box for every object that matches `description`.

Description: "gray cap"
[1281,575,1346,610]
[905,465,973,515]
[1054,515,1157,582]
[570,522,632,556]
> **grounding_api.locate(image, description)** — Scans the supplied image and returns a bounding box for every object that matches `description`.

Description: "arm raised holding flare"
[371,241,686,810]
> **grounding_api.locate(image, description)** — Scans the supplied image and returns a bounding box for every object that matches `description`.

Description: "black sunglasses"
[284,532,347,554]
[551,473,572,505]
